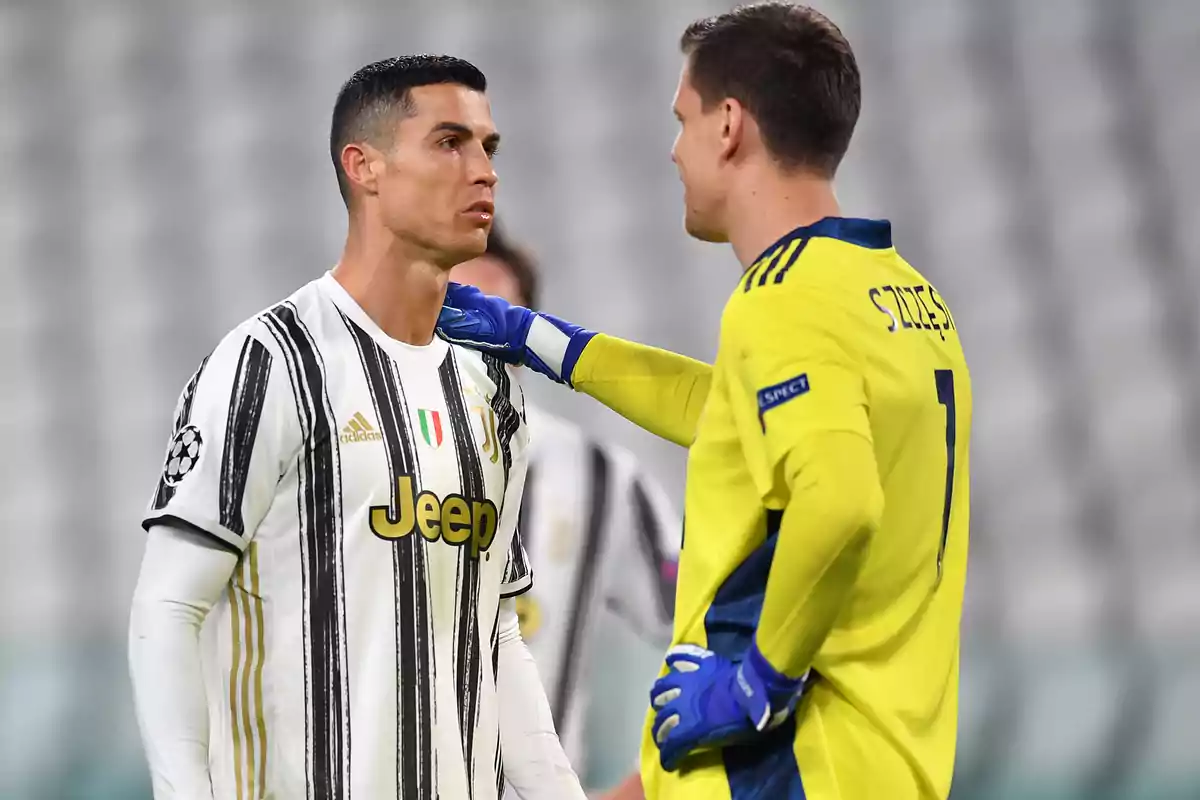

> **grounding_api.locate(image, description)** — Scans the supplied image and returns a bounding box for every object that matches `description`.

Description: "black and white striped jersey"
[142,273,531,800]
[513,405,681,779]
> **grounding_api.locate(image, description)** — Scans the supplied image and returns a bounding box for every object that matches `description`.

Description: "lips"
[466,200,495,216]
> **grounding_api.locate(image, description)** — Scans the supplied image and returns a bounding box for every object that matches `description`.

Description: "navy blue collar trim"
[751,217,893,265]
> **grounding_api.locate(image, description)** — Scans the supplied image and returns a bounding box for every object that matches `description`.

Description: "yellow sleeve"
[570,333,712,448]
[727,286,883,677]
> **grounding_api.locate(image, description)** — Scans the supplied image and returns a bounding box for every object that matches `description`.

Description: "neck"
[724,166,842,269]
[332,211,448,346]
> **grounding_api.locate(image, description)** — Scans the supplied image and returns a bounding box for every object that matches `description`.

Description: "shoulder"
[188,281,335,408]
[246,278,333,352]
[722,240,873,340]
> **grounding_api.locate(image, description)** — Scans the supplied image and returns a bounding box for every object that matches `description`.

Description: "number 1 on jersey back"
[934,369,956,582]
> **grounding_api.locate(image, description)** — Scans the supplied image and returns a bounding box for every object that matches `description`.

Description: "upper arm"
[497,362,534,598]
[725,283,872,495]
[132,525,240,616]
[500,532,534,598]
[142,322,297,553]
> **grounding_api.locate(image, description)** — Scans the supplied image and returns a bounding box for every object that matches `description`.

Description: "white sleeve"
[500,527,534,598]
[602,459,681,645]
[129,524,239,799]
[496,598,587,800]
[143,323,296,552]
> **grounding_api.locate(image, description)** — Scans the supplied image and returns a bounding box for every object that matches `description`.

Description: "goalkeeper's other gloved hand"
[649,642,808,771]
[436,282,596,386]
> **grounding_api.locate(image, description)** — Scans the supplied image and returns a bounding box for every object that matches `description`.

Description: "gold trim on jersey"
[229,542,268,799]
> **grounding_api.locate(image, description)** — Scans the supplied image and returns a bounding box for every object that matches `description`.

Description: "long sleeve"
[728,281,884,678]
[570,334,712,447]
[129,525,239,799]
[496,598,588,800]
[755,431,882,676]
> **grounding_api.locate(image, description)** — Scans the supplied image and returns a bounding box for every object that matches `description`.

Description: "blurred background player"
[450,223,681,800]
[128,56,585,800]
[437,3,972,798]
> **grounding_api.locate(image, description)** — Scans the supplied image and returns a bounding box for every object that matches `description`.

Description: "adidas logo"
[341,412,384,444]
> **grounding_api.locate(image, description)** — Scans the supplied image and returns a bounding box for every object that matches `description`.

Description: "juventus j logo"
[475,406,500,464]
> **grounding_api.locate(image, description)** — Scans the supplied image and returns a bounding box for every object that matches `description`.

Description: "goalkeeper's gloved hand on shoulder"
[436,282,596,386]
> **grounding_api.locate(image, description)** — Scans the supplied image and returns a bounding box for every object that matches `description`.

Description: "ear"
[718,98,745,163]
[340,142,382,198]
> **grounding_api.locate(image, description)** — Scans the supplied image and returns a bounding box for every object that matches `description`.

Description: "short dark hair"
[330,55,488,205]
[484,222,540,310]
[680,2,860,177]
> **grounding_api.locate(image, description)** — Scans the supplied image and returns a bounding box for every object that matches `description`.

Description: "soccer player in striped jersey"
[451,224,682,799]
[127,56,585,800]
[437,4,973,799]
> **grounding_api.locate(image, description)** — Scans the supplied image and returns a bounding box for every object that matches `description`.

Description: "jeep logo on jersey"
[370,475,498,557]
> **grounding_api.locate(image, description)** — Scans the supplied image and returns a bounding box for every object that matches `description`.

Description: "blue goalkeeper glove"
[650,642,808,771]
[436,282,596,386]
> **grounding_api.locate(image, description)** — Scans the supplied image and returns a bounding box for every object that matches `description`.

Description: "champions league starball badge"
[163,424,203,486]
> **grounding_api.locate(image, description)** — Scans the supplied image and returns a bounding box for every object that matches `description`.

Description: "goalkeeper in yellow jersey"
[437,3,972,798]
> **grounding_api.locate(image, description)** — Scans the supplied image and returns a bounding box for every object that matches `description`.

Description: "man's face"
[449,255,524,306]
[373,84,500,266]
[671,63,730,243]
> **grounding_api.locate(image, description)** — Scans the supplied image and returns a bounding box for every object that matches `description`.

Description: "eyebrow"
[432,121,502,150]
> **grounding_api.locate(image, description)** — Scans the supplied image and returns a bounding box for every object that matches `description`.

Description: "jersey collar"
[750,216,893,267]
[318,272,450,365]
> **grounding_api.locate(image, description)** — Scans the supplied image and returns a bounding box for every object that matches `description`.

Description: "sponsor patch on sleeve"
[756,373,810,429]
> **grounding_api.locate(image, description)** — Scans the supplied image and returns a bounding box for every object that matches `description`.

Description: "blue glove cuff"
[735,643,808,731]
[527,312,596,386]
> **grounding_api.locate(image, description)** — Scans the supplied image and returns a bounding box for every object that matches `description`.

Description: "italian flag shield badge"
[418,409,444,448]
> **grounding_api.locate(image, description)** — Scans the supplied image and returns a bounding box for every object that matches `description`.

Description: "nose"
[471,146,498,188]
[474,162,498,188]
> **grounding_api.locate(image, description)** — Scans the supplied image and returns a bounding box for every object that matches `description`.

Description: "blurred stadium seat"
[0,1,1196,797]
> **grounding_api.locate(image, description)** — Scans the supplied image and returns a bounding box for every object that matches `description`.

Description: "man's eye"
[439,137,460,150]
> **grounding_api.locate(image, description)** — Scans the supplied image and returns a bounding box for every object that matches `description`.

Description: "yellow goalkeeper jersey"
[636,217,972,800]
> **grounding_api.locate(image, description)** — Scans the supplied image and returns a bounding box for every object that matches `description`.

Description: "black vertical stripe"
[263,304,349,800]
[487,355,530,596]
[499,534,531,596]
[757,240,796,287]
[742,246,777,292]
[771,237,810,284]
[501,462,534,596]
[152,354,210,509]
[552,443,610,730]
[631,479,676,623]
[341,314,434,800]
[439,351,485,800]
[219,337,273,536]
[483,355,520,484]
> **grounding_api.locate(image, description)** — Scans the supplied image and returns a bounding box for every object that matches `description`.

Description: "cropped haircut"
[330,55,488,205]
[681,3,861,177]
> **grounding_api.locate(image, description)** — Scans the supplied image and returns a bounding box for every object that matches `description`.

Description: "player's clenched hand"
[437,282,595,385]
[650,643,808,771]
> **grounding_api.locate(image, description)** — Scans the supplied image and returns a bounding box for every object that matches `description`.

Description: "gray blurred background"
[1,0,1198,797]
